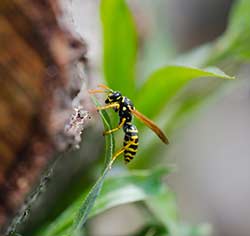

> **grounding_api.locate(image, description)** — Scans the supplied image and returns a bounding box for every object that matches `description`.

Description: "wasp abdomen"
[123,123,139,163]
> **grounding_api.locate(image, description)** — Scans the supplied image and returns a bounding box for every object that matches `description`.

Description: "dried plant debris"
[64,106,91,149]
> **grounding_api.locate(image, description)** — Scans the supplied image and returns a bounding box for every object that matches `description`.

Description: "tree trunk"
[0,0,89,232]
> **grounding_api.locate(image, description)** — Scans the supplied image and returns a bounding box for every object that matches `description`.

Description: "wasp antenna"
[88,89,106,94]
[98,84,112,91]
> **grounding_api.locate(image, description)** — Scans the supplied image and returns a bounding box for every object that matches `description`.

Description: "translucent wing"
[130,108,169,144]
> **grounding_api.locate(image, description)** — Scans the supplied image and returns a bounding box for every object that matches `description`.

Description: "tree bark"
[0,0,88,231]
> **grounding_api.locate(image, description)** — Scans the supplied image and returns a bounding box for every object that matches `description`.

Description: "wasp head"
[105,91,122,104]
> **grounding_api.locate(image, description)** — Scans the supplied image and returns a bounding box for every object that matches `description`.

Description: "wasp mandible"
[89,84,169,163]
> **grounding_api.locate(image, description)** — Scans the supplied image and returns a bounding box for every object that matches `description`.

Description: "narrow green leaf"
[136,65,234,119]
[205,0,250,64]
[72,98,115,235]
[89,167,170,218]
[101,0,137,98]
[219,0,250,59]
[38,168,170,236]
[175,0,250,67]
[173,0,250,68]
[72,166,110,235]
[225,0,250,35]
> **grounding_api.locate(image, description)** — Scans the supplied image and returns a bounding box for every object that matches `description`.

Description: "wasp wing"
[130,108,169,144]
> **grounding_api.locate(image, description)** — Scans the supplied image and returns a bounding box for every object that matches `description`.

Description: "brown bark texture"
[0,0,87,232]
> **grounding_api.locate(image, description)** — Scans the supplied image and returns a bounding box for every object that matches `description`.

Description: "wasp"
[89,84,169,163]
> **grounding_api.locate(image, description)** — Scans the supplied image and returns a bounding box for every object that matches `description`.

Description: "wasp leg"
[103,118,126,135]
[96,103,120,111]
[111,140,135,162]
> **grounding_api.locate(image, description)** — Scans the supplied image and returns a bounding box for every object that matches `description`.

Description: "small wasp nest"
[64,106,91,149]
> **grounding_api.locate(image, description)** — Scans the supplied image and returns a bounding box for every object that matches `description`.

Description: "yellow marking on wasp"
[131,136,138,139]
[127,148,138,152]
[124,153,134,157]
[124,141,138,146]
[122,107,127,111]
[127,129,138,133]
[125,140,138,146]
[130,142,138,146]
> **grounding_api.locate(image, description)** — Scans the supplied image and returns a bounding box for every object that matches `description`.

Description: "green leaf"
[38,168,171,236]
[101,0,137,98]
[71,98,115,235]
[226,0,250,34]
[220,0,250,59]
[89,167,170,218]
[72,159,111,235]
[205,0,250,64]
[135,65,234,119]
[170,0,250,71]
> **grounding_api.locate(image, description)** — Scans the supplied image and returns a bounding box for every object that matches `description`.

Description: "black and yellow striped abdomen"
[123,123,139,163]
